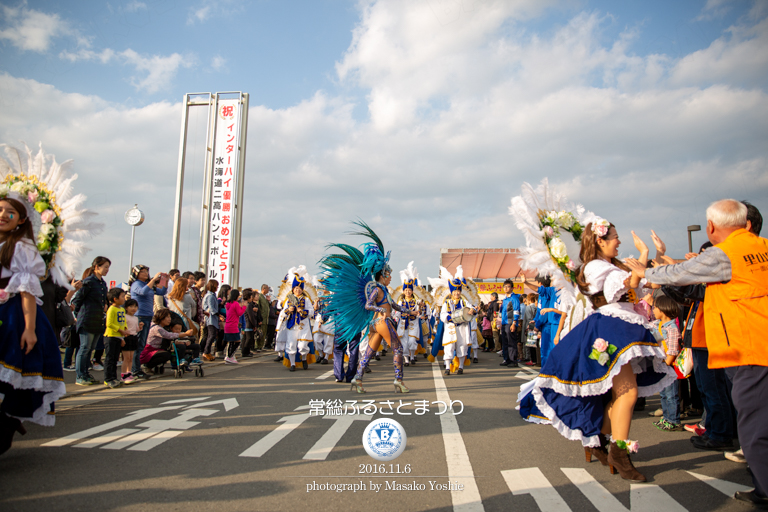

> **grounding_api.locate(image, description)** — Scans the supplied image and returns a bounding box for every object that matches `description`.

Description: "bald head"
[706,199,748,244]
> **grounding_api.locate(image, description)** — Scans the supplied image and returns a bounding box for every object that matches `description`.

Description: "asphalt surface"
[0,352,756,512]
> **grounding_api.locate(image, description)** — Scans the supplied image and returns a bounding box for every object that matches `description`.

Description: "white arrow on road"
[303,414,372,460]
[42,406,184,447]
[239,405,311,458]
[184,398,239,411]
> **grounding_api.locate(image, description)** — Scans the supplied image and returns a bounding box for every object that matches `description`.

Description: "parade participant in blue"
[429,266,479,375]
[275,266,318,371]
[319,220,410,394]
[498,279,521,367]
[534,276,560,367]
[312,278,334,365]
[510,179,675,483]
[391,262,429,366]
[427,300,445,363]
[0,143,102,454]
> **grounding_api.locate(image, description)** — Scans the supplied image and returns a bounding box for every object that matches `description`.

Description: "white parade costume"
[390,262,430,365]
[275,267,318,369]
[428,266,480,374]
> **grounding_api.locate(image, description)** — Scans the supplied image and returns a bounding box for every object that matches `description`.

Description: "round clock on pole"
[125,204,144,273]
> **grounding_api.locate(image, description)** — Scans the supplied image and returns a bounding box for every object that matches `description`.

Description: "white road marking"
[42,406,183,447]
[128,429,186,451]
[501,467,571,511]
[561,467,687,512]
[432,362,485,512]
[162,396,211,404]
[515,372,535,380]
[185,398,239,411]
[239,405,312,458]
[303,414,372,460]
[686,471,751,496]
[73,428,140,449]
[316,370,334,380]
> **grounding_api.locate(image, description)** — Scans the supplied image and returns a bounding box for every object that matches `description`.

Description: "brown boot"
[584,433,610,466]
[607,441,647,482]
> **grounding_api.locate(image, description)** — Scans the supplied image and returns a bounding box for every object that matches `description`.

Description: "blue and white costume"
[312,294,335,361]
[428,266,479,374]
[519,259,676,446]
[0,239,66,427]
[275,267,317,369]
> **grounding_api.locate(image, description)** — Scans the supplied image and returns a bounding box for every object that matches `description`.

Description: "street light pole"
[687,225,701,253]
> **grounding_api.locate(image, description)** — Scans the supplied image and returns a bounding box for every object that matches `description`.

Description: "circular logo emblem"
[363,418,407,461]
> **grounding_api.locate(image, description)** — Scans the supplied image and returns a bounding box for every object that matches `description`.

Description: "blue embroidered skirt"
[0,294,66,426]
[519,312,675,447]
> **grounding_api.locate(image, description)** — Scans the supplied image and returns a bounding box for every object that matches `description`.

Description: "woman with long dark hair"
[71,256,111,385]
[0,196,66,454]
[519,220,675,482]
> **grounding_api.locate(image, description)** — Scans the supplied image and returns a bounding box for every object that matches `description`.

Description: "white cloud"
[125,1,147,13]
[1,3,767,287]
[120,49,194,94]
[0,4,69,52]
[188,6,211,25]
[58,46,193,93]
[211,55,226,71]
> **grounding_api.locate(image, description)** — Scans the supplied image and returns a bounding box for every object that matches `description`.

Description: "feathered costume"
[0,143,102,431]
[390,262,430,364]
[510,179,675,450]
[319,221,407,387]
[428,265,479,374]
[275,266,318,368]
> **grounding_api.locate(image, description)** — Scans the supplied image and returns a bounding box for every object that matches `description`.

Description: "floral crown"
[591,217,611,238]
[1,175,62,272]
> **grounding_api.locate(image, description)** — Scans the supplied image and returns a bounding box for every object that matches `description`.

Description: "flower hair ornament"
[591,217,611,238]
[0,143,103,287]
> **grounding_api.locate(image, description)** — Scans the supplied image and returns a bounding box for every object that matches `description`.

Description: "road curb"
[60,351,276,400]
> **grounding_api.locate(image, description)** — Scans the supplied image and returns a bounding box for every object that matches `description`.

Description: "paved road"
[0,353,755,512]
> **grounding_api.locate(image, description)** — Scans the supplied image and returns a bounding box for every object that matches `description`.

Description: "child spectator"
[122,298,142,384]
[139,308,195,374]
[104,288,128,389]
[224,288,247,364]
[653,295,684,431]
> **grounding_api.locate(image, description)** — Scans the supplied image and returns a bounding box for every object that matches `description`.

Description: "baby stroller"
[155,311,205,379]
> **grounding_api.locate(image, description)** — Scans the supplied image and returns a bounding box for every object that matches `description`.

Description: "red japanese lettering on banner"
[206,98,242,286]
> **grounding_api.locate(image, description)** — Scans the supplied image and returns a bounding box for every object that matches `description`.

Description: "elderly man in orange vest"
[626,199,768,508]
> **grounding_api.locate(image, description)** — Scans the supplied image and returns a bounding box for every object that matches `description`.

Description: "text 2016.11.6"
[359,464,412,474]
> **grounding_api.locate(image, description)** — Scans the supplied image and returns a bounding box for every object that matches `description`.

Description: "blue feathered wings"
[319,220,390,343]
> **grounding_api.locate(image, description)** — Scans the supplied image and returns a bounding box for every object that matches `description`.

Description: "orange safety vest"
[704,229,768,368]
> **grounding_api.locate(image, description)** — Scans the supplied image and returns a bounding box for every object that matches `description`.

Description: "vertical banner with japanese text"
[206,98,242,286]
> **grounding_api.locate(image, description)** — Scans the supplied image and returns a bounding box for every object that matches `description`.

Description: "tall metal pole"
[197,93,216,272]
[231,92,249,289]
[129,225,136,273]
[171,94,191,269]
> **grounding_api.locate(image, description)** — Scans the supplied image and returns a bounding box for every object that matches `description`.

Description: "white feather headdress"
[427,265,480,308]
[276,265,318,304]
[0,142,103,288]
[391,261,432,306]
[508,178,598,313]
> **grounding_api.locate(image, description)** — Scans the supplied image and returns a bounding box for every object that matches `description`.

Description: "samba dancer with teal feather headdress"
[319,220,410,394]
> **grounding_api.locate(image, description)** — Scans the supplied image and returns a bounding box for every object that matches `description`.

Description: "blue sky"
[1,0,767,288]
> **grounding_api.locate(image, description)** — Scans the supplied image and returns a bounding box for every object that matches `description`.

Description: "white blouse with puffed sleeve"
[0,239,46,305]
[582,259,651,328]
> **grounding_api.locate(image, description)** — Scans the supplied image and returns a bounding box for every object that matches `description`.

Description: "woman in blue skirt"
[0,196,66,454]
[520,219,675,482]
